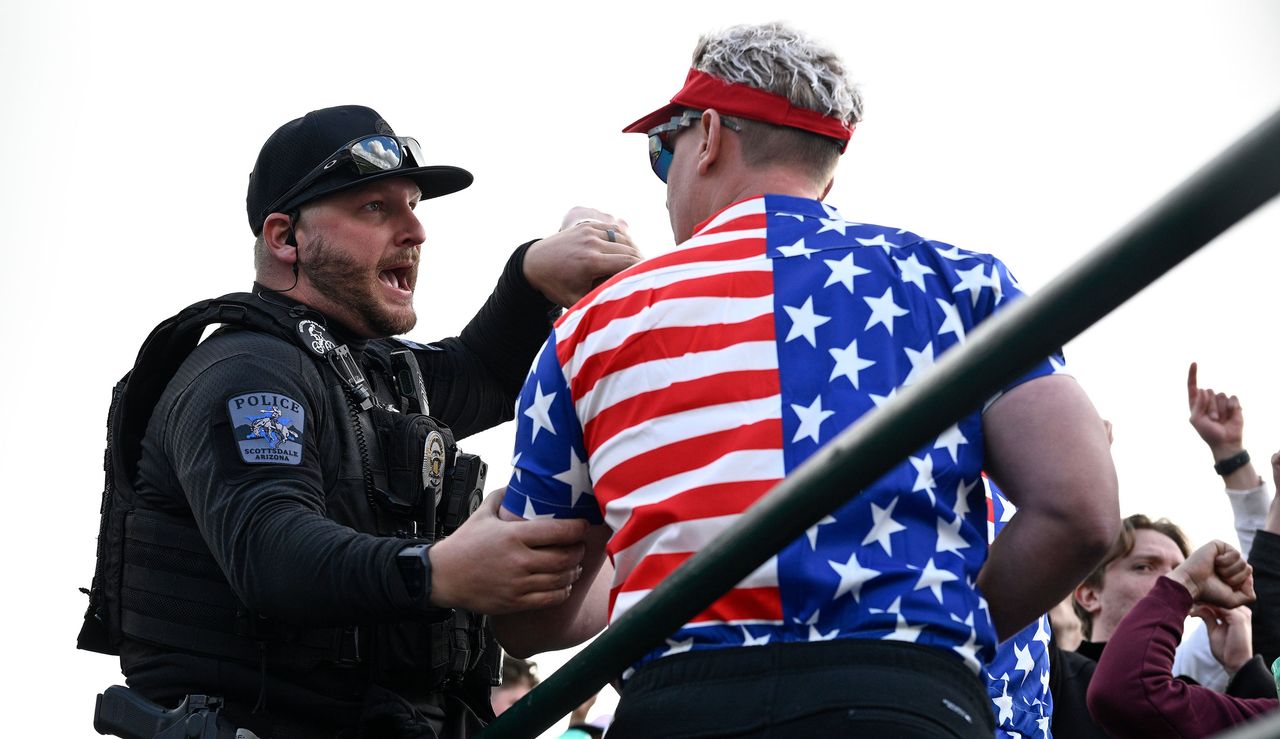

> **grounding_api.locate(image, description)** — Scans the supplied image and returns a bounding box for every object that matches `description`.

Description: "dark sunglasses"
[265,134,427,215]
[646,111,742,183]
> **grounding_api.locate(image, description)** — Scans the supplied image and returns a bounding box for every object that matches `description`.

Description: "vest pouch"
[77,474,129,655]
[120,508,363,669]
[368,619,452,689]
[119,509,261,662]
[78,377,131,655]
[368,409,455,529]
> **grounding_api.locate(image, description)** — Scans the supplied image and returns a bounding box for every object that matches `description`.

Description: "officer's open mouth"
[379,267,413,293]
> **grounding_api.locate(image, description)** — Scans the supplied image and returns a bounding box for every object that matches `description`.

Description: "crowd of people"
[78,17,1278,739]
[977,363,1280,738]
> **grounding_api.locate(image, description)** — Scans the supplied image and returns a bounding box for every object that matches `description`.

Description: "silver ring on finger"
[605,228,617,243]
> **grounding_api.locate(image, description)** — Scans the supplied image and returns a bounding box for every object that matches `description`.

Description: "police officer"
[107,105,640,737]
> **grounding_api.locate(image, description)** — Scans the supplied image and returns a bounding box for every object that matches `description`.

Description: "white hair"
[692,22,863,126]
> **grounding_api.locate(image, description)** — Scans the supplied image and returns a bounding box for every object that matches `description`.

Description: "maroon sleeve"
[1087,577,1279,738]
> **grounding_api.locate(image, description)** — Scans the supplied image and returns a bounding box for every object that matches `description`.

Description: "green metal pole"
[485,106,1280,739]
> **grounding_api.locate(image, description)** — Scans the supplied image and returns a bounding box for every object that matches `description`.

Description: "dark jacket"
[1087,577,1278,738]
[1049,639,1108,739]
[1051,597,1275,738]
[1249,529,1280,668]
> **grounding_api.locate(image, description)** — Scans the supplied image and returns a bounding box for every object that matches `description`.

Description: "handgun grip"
[93,686,227,739]
[94,685,169,739]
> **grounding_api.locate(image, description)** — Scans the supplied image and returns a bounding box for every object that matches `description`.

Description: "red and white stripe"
[554,199,788,626]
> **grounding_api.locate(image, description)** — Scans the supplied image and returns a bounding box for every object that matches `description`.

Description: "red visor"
[622,69,854,152]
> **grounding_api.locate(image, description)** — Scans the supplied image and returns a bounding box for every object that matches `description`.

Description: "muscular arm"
[979,374,1119,640]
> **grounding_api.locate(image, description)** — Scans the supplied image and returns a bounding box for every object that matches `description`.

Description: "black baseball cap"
[246,105,473,235]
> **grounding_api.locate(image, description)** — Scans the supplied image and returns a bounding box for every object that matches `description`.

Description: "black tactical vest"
[78,292,496,694]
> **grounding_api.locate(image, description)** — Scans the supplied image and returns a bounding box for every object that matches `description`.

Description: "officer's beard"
[302,234,418,338]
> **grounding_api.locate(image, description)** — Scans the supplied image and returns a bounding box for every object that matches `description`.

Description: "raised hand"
[1187,362,1245,458]
[523,207,643,309]
[1168,540,1255,609]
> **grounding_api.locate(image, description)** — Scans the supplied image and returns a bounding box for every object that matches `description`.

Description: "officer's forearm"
[210,486,421,624]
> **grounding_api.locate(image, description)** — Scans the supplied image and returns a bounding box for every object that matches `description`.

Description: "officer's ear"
[261,212,300,269]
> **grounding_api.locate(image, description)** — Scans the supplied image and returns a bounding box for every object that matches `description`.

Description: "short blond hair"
[691,22,862,181]
[692,22,863,125]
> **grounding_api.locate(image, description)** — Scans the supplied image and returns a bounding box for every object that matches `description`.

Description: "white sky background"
[2,1,1279,735]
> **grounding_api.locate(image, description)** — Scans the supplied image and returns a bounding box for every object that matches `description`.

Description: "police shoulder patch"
[227,392,306,465]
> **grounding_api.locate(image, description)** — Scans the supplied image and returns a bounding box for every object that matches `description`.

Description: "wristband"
[1214,450,1251,477]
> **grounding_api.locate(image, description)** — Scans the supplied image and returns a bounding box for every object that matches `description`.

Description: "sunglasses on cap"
[264,134,428,215]
[646,111,742,183]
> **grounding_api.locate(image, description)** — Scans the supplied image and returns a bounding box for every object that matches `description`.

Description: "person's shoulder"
[811,215,1005,268]
[175,327,319,388]
[191,326,309,362]
[884,229,1000,267]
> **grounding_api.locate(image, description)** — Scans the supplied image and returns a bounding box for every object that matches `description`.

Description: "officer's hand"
[428,491,589,614]
[523,207,642,309]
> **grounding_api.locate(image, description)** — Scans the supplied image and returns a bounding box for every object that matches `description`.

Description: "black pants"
[607,639,995,739]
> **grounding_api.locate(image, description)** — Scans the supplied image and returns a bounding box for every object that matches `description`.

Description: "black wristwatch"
[396,544,434,602]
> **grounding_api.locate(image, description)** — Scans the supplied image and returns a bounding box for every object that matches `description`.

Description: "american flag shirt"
[987,481,1055,737]
[503,194,1064,678]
